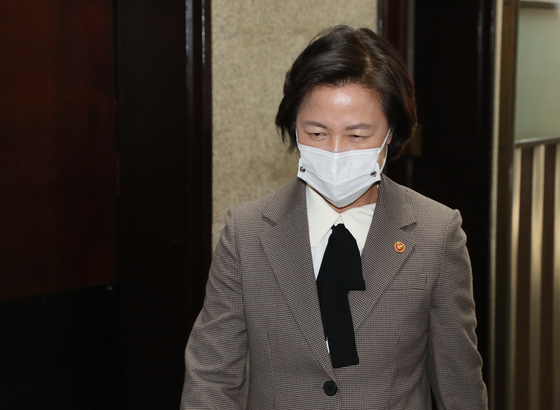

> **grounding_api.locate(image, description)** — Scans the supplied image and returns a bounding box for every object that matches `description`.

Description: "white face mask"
[297,128,391,208]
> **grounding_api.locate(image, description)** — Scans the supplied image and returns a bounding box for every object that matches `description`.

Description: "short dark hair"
[275,25,417,161]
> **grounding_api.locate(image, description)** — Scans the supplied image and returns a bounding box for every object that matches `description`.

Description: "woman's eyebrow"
[345,123,374,131]
[303,120,327,128]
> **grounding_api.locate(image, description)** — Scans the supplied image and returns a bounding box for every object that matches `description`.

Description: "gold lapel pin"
[395,242,405,252]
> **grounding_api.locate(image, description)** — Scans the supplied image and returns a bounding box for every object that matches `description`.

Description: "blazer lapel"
[259,177,417,376]
[259,179,336,381]
[349,176,417,331]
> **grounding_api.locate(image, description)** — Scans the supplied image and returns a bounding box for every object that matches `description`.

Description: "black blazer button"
[323,380,338,396]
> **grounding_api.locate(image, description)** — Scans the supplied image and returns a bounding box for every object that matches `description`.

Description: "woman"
[181,25,488,409]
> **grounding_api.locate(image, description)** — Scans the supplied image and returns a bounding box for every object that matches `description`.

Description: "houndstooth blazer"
[181,175,488,409]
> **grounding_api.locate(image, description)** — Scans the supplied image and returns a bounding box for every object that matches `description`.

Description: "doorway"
[379,0,494,395]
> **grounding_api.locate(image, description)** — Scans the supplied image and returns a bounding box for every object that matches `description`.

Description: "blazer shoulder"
[402,185,456,217]
[228,178,306,230]
[381,176,459,229]
[231,190,275,221]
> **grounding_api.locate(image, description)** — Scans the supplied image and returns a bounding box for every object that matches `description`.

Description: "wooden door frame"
[116,0,212,407]
[492,1,518,408]
[377,0,410,64]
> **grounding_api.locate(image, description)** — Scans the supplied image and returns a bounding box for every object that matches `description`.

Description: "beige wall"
[514,6,560,140]
[212,0,378,246]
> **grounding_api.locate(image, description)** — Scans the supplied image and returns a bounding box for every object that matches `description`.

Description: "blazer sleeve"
[181,207,248,409]
[426,210,488,409]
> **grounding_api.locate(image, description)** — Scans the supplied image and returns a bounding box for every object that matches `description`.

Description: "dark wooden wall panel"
[0,1,117,300]
[0,285,119,410]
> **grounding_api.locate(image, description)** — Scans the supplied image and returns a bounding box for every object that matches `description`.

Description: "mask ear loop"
[374,127,392,178]
[295,128,305,150]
